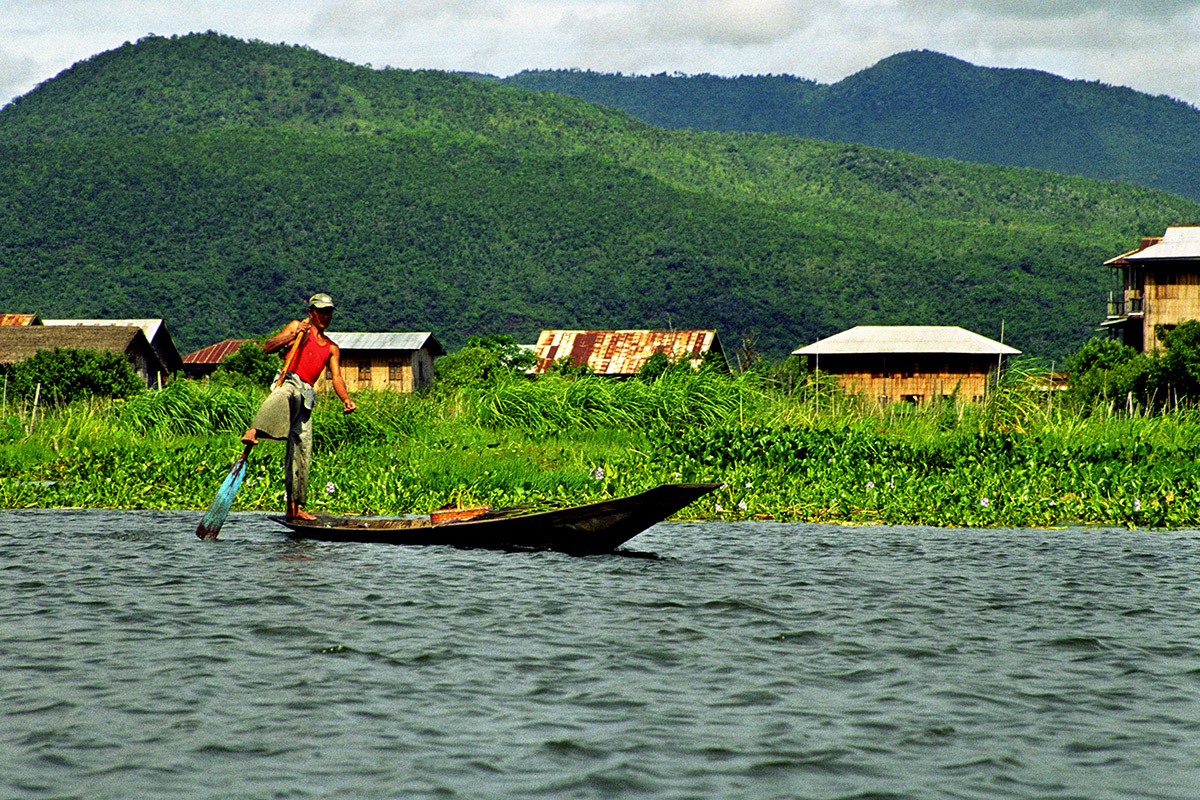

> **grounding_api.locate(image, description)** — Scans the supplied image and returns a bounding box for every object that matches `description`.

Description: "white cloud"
[0,0,1198,109]
[308,0,506,37]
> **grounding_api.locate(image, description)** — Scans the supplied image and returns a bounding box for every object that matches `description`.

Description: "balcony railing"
[1106,295,1144,318]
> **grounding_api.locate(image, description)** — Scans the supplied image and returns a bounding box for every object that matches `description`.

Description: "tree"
[1148,321,1200,405]
[1064,336,1139,375]
[3,347,144,405]
[214,341,281,387]
[1062,336,1148,412]
[434,335,535,392]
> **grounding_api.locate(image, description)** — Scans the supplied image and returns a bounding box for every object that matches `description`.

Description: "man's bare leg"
[287,500,317,522]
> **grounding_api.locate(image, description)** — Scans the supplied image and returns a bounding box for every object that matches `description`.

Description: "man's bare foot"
[241,428,259,446]
[287,507,317,522]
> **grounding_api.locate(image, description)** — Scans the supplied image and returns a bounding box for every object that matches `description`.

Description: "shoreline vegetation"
[3,367,1199,530]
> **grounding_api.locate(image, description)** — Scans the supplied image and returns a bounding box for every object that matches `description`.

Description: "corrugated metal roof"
[533,330,723,375]
[182,339,250,365]
[0,314,41,326]
[1126,226,1200,261]
[327,332,445,356]
[0,326,148,365]
[793,326,1019,356]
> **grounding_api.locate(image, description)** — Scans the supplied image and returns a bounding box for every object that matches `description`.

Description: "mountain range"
[502,52,1200,203]
[0,33,1197,360]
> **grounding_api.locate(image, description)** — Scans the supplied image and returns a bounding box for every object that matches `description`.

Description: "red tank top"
[289,332,332,386]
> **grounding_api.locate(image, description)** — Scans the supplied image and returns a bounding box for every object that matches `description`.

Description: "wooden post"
[28,383,41,434]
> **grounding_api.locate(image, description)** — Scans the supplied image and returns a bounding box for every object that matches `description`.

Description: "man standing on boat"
[241,293,355,521]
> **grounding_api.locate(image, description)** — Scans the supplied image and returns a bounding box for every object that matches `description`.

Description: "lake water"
[3,509,1200,799]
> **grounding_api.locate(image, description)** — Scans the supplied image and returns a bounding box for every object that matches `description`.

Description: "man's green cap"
[308,293,335,309]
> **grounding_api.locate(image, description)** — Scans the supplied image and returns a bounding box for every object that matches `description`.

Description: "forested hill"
[502,52,1200,202]
[1,33,1198,360]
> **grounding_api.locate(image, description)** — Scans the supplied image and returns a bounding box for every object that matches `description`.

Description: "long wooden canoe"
[269,482,721,555]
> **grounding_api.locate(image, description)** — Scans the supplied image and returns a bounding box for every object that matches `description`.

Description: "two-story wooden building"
[1102,226,1200,352]
[793,325,1018,404]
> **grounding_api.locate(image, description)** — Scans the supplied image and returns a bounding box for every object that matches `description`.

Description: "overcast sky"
[3,0,1199,111]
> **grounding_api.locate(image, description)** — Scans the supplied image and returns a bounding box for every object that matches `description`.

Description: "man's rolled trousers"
[249,372,317,512]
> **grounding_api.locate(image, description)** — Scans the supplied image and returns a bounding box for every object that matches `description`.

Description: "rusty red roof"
[533,330,724,375]
[0,314,41,326]
[182,339,251,365]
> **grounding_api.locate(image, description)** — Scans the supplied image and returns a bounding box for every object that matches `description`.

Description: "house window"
[358,360,372,382]
[388,362,404,382]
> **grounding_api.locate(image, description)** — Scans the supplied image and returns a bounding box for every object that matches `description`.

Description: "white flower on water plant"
[980,497,990,508]
[866,481,875,490]
[738,500,747,511]
[325,481,336,496]
[590,467,605,480]
[715,504,724,512]
[1133,499,1142,512]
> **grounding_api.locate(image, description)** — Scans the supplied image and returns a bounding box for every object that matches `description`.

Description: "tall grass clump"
[313,388,447,450]
[467,370,775,434]
[113,379,257,436]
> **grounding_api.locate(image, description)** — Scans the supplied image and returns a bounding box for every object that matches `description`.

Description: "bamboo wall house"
[1102,226,1200,353]
[327,332,444,393]
[793,326,1019,404]
[532,330,727,376]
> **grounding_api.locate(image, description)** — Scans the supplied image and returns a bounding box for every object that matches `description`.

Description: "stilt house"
[793,326,1019,404]
[1102,226,1200,353]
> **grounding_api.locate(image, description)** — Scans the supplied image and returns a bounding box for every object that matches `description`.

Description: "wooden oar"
[195,441,254,540]
[272,324,308,389]
[195,327,307,540]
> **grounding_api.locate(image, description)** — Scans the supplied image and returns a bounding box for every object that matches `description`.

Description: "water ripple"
[3,511,1200,798]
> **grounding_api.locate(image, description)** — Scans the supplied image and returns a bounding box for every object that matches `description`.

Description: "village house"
[0,325,166,388]
[531,329,728,376]
[326,332,444,393]
[1102,226,1200,353]
[793,325,1019,404]
[182,332,444,392]
[181,339,249,379]
[42,319,184,377]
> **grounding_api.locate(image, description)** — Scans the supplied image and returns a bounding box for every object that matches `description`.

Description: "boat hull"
[270,483,720,555]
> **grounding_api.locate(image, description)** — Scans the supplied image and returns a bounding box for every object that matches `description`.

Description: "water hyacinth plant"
[2,364,1200,528]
